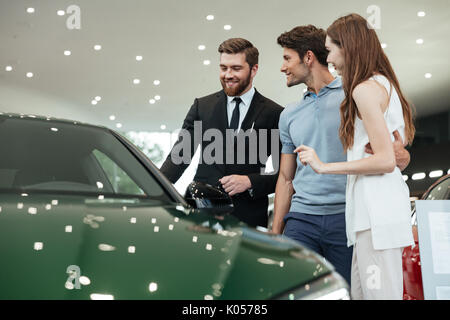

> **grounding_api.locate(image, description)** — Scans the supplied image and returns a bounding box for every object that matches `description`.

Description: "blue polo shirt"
[279,77,346,216]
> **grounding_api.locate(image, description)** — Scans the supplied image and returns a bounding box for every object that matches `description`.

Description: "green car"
[0,113,349,300]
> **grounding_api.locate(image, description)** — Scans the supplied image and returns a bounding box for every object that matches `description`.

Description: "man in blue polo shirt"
[272,25,410,286]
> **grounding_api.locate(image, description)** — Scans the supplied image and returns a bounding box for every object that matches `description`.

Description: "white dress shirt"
[226,86,255,131]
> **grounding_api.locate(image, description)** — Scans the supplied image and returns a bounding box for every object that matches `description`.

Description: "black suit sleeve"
[160,99,200,183]
[247,109,282,199]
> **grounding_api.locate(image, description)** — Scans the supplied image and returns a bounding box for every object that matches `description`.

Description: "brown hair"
[277,25,329,66]
[327,13,415,149]
[218,38,259,69]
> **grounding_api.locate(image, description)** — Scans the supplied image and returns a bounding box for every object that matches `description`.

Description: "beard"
[287,77,302,87]
[220,71,251,96]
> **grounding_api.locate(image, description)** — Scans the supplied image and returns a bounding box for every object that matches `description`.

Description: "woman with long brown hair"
[294,13,415,299]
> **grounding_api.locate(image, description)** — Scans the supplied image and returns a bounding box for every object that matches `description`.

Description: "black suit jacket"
[160,89,283,227]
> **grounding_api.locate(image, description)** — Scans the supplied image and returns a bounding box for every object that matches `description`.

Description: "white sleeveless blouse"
[345,74,414,250]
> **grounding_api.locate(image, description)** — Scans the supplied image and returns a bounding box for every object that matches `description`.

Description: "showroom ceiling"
[0,0,449,132]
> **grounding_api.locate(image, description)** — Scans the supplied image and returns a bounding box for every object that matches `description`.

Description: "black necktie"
[230,97,242,131]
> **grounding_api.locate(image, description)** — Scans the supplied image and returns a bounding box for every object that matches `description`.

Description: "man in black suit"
[160,38,283,228]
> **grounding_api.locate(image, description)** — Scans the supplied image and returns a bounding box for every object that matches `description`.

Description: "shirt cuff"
[281,144,296,154]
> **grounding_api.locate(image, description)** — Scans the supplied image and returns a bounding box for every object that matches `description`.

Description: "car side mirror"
[184,181,234,213]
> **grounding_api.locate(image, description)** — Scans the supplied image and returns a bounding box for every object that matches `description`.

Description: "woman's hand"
[294,145,326,174]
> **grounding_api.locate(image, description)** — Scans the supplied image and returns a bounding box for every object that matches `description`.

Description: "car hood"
[0,193,331,299]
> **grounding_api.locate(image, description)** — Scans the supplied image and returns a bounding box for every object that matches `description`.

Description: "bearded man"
[160,38,283,228]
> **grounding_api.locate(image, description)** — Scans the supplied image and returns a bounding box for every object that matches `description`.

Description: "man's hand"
[365,130,411,171]
[219,175,252,196]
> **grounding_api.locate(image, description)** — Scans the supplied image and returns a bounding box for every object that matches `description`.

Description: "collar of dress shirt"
[226,86,255,107]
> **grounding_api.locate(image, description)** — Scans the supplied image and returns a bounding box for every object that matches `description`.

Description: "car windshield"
[0,116,170,202]
[425,177,450,200]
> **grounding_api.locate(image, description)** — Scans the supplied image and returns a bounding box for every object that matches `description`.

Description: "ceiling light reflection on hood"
[34,242,43,251]
[148,282,158,292]
[98,244,116,251]
[90,294,114,300]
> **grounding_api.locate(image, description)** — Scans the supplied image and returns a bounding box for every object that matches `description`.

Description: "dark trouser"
[283,212,353,286]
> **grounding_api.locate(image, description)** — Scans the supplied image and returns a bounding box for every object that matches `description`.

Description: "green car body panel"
[0,193,331,299]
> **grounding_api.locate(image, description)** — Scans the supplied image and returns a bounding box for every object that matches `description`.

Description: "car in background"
[0,113,349,300]
[403,174,450,300]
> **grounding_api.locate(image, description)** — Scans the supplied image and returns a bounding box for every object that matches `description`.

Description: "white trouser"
[351,229,403,300]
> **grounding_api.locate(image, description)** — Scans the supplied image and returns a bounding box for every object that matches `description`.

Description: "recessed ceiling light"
[91,100,98,105]
[198,45,206,51]
[417,11,426,17]
[160,125,166,130]
[64,50,71,56]
[412,172,426,180]
[5,66,12,72]
[206,15,214,21]
[153,80,160,86]
[27,8,35,14]
[57,10,65,16]
[136,55,143,61]
[203,60,211,65]
[149,99,156,104]
[94,45,102,51]
[224,25,232,30]
[109,115,115,121]
[116,123,122,128]
[425,73,432,79]
[381,43,387,48]
[416,38,424,44]
[133,79,140,84]
[429,170,443,178]
[154,95,161,100]
[95,96,101,101]
[26,72,33,78]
